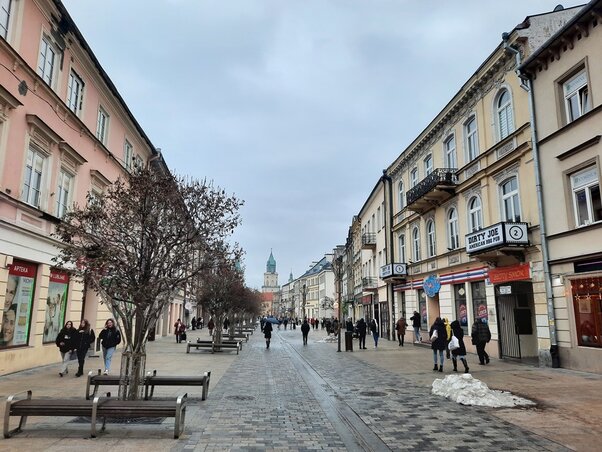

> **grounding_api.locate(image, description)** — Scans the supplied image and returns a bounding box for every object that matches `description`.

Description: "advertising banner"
[1,261,37,348]
[43,270,69,343]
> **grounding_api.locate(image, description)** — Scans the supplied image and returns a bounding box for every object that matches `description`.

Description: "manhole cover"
[70,416,165,424]
[360,391,387,397]
[226,395,255,401]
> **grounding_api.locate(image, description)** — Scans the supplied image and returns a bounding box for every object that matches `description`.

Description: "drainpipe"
[382,170,395,341]
[503,35,559,367]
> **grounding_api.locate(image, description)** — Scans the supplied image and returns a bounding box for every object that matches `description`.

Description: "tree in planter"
[225,287,262,338]
[53,169,242,399]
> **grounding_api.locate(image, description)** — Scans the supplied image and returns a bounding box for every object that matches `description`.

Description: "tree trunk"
[119,346,146,400]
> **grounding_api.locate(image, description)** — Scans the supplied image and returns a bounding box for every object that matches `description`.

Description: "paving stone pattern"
[175,330,569,452]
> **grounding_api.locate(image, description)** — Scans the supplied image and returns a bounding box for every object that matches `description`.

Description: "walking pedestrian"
[410,311,421,343]
[75,319,95,377]
[450,320,470,373]
[191,317,197,330]
[55,320,77,377]
[264,319,273,349]
[471,318,491,365]
[174,319,184,343]
[357,318,367,349]
[429,317,446,372]
[370,318,379,348]
[98,318,121,375]
[208,317,215,336]
[396,316,407,346]
[315,318,319,330]
[301,319,310,345]
[444,317,452,359]
[223,317,230,332]
[284,318,288,330]
[346,318,354,332]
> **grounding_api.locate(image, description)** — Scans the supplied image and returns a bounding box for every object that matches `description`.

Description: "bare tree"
[53,169,242,399]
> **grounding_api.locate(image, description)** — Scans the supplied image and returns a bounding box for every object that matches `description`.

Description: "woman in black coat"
[55,320,77,377]
[450,320,469,373]
[429,317,447,372]
[263,320,273,349]
[75,319,95,377]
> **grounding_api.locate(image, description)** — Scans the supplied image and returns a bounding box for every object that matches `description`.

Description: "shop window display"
[572,277,602,348]
[1,261,36,348]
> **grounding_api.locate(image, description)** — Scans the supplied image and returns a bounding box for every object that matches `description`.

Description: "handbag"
[448,335,460,351]
[430,329,438,341]
[181,332,187,341]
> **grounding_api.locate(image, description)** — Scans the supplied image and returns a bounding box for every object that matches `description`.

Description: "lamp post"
[335,255,343,353]
[301,283,307,320]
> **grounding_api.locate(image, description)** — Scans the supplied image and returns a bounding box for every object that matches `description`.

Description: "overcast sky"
[62,0,584,289]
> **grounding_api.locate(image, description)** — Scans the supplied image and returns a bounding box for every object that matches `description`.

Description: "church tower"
[262,250,279,293]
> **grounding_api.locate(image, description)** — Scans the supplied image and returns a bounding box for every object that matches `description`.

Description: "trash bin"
[345,331,353,352]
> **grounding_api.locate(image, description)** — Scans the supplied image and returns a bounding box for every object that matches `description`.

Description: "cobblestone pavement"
[175,328,568,452]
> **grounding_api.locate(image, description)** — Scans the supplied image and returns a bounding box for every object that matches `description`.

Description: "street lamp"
[301,283,307,320]
[335,255,344,353]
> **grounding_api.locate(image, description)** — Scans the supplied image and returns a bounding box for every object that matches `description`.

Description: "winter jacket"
[471,319,491,344]
[301,322,310,334]
[444,318,452,341]
[369,319,378,334]
[99,326,121,349]
[396,318,407,334]
[55,327,77,353]
[356,319,367,336]
[450,320,467,356]
[429,319,447,351]
[263,321,273,338]
[410,312,421,328]
[76,328,95,352]
[208,319,215,330]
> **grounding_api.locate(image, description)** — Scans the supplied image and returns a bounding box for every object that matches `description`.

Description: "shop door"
[379,302,389,340]
[496,293,521,359]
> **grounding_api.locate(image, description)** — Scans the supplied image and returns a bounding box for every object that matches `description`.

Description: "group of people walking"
[55,318,121,377]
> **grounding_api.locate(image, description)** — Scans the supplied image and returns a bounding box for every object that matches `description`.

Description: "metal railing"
[361,233,376,247]
[406,168,457,206]
[362,277,377,289]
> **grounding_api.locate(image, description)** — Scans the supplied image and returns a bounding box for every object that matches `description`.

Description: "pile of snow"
[431,374,535,408]
[317,335,338,343]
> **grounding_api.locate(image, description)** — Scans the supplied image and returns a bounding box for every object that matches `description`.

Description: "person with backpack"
[99,318,121,375]
[55,320,77,377]
[450,320,470,373]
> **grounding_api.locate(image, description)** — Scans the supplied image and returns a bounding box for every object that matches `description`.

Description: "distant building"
[261,250,279,314]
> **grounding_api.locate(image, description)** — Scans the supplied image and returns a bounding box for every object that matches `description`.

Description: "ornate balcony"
[361,232,376,249]
[362,277,378,290]
[406,168,458,213]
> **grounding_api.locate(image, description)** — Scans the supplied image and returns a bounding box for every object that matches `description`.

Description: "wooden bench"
[144,370,211,401]
[86,371,129,400]
[3,390,187,439]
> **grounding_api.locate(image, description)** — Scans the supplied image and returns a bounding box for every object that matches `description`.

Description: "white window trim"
[500,176,522,222]
[412,226,421,262]
[398,233,406,263]
[426,219,436,258]
[570,165,601,227]
[464,114,479,162]
[67,69,84,115]
[22,145,48,208]
[494,87,514,142]
[124,139,133,170]
[424,154,433,176]
[563,69,590,123]
[96,106,109,145]
[398,180,404,211]
[410,167,418,188]
[0,0,13,40]
[56,168,74,218]
[38,34,57,87]
[467,195,483,233]
[447,207,459,250]
[444,134,457,169]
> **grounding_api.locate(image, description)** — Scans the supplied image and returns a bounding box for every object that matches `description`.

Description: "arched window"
[501,177,521,222]
[398,233,406,263]
[426,219,436,257]
[398,181,405,211]
[412,226,421,261]
[497,89,514,140]
[447,207,459,250]
[410,167,418,188]
[464,115,479,162]
[468,196,483,232]
[424,154,433,176]
[444,135,457,169]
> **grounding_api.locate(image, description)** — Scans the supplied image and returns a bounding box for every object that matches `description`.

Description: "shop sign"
[489,263,531,284]
[423,275,441,297]
[2,261,37,348]
[380,263,408,279]
[499,285,512,295]
[361,294,373,305]
[466,222,528,254]
[43,270,69,343]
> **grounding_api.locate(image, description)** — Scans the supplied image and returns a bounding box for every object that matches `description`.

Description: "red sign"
[50,270,69,284]
[8,261,37,278]
[488,263,530,284]
[362,295,373,305]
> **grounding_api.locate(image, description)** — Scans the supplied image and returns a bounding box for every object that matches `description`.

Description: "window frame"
[424,154,433,176]
[56,168,74,218]
[464,115,479,162]
[496,88,514,141]
[426,219,436,258]
[412,225,421,262]
[0,0,12,39]
[410,167,418,188]
[398,233,406,263]
[124,139,133,170]
[468,195,483,232]
[37,35,57,87]
[570,165,602,227]
[563,69,591,123]
[96,106,110,145]
[67,69,84,115]
[500,176,521,222]
[447,207,459,250]
[21,145,46,208]
[397,180,404,211]
[444,134,457,169]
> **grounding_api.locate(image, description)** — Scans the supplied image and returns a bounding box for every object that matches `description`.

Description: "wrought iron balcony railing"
[406,168,458,211]
[361,232,376,249]
[362,276,378,289]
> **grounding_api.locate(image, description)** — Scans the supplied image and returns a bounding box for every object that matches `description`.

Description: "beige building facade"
[520,0,602,372]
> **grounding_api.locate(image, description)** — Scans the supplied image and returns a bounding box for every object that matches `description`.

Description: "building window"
[424,154,433,176]
[398,181,404,211]
[0,0,12,39]
[464,116,479,162]
[453,283,469,333]
[501,176,521,222]
[56,170,73,218]
[124,140,133,170]
[572,277,602,348]
[398,233,406,263]
[471,280,488,322]
[444,135,456,169]
[571,166,602,226]
[412,226,421,261]
[496,89,514,140]
[1,261,37,349]
[67,70,84,115]
[426,219,436,257]
[96,107,109,145]
[447,207,459,250]
[377,207,381,230]
[468,196,483,232]
[22,147,45,207]
[564,70,591,123]
[37,36,56,86]
[410,167,418,188]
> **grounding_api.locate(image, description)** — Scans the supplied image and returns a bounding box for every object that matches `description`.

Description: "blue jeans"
[413,327,421,342]
[372,331,379,347]
[433,349,444,365]
[103,346,116,372]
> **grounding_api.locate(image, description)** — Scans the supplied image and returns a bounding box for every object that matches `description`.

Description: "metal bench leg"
[4,390,32,438]
[174,394,187,439]
[91,396,99,438]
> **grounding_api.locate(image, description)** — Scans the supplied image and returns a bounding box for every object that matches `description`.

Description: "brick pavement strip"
[0,328,594,451]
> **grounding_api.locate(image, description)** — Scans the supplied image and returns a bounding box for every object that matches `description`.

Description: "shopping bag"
[430,329,438,341]
[448,335,460,351]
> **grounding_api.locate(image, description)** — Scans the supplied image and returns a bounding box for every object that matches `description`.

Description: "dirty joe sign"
[466,222,528,254]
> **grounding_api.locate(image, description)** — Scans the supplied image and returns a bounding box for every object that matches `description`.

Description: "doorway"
[495,281,535,359]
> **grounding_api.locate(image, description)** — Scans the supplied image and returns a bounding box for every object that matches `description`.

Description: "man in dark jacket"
[410,311,421,343]
[471,318,491,365]
[301,319,310,345]
[356,318,367,349]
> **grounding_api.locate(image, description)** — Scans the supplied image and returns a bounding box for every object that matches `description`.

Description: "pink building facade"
[0,0,181,374]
